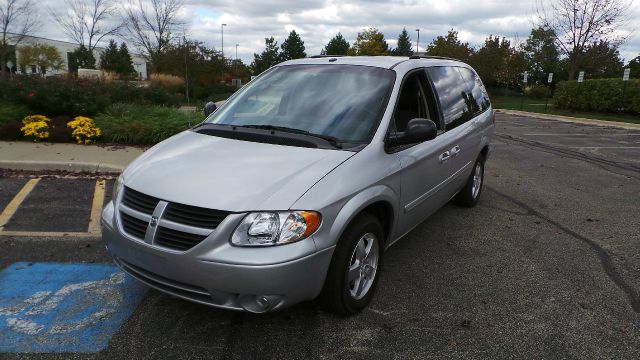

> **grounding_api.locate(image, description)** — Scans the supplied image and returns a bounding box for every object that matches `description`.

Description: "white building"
[4,34,148,80]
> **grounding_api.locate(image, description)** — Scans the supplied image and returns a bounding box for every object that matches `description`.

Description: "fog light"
[238,294,284,313]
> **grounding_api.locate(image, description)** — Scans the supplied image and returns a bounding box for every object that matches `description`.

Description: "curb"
[496,109,640,130]
[0,160,124,174]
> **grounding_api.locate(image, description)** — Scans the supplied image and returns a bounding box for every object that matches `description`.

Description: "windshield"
[205,64,395,144]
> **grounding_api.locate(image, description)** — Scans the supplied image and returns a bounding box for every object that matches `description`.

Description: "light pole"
[415,29,420,54]
[221,23,227,60]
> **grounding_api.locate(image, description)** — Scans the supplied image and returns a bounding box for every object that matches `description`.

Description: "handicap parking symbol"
[0,263,146,353]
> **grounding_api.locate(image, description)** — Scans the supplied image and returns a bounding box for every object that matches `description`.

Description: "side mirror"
[204,101,217,117]
[388,118,438,146]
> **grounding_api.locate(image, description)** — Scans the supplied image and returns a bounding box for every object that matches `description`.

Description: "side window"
[426,66,472,131]
[458,67,491,114]
[392,72,437,133]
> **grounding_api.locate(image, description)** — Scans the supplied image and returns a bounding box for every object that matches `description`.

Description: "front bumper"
[101,201,334,312]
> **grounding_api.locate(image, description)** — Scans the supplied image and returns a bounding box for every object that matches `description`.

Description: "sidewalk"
[496,109,640,130]
[0,141,145,173]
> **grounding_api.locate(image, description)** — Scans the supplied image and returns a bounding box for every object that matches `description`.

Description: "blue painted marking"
[0,262,146,353]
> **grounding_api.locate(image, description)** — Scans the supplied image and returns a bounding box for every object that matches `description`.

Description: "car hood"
[122,131,355,212]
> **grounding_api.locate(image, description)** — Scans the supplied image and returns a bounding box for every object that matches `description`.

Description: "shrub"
[150,73,185,92]
[524,85,550,100]
[20,115,51,141]
[553,79,640,114]
[67,116,102,144]
[95,104,202,145]
[0,101,31,125]
[0,75,181,118]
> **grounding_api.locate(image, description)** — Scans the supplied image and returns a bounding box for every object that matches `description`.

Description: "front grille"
[155,226,208,251]
[119,187,230,251]
[121,213,148,239]
[164,203,230,229]
[122,187,159,214]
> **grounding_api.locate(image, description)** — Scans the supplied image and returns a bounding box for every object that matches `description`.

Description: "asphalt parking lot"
[1,114,639,359]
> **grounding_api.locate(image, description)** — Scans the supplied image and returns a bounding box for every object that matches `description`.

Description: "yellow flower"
[67,116,102,144]
[20,115,51,141]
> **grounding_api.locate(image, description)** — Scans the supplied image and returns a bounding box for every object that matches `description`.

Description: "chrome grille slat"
[121,213,148,239]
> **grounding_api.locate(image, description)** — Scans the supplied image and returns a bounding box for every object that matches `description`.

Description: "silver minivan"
[101,56,494,315]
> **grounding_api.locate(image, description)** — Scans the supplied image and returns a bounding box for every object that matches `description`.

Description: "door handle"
[450,145,461,158]
[439,151,451,163]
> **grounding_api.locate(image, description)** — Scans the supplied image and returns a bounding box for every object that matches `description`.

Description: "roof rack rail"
[408,55,460,61]
[309,55,346,58]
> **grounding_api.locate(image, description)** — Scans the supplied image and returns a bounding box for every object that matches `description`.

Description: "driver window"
[392,73,433,132]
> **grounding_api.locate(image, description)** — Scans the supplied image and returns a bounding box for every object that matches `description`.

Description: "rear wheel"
[455,155,485,207]
[321,212,384,315]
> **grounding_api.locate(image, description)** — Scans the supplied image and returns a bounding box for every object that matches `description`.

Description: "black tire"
[455,155,485,207]
[320,212,384,316]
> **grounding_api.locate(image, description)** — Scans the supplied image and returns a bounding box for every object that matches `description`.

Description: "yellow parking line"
[87,179,106,236]
[0,178,40,230]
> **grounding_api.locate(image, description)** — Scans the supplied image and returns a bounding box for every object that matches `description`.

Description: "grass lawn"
[491,95,640,125]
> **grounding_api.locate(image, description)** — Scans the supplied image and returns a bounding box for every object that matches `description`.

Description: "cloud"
[27,0,640,63]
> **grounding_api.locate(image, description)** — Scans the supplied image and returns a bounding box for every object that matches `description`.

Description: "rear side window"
[457,67,491,114]
[426,66,470,130]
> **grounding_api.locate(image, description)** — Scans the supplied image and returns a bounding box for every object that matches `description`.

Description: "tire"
[321,212,384,316]
[455,155,485,207]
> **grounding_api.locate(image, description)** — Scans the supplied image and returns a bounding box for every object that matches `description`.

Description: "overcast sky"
[37,0,640,64]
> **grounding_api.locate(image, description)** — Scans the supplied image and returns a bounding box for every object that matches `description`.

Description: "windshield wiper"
[239,125,343,149]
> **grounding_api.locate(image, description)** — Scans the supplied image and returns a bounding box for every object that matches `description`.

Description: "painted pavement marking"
[0,178,40,230]
[0,262,146,353]
[87,179,106,236]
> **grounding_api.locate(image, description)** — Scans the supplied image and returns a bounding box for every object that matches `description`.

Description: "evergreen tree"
[251,37,281,74]
[352,28,389,56]
[579,40,624,79]
[117,42,136,76]
[392,28,413,56]
[322,33,350,55]
[68,45,96,73]
[99,40,120,73]
[280,30,306,61]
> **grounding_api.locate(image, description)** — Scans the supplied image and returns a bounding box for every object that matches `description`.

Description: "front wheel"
[321,212,384,315]
[455,155,485,207]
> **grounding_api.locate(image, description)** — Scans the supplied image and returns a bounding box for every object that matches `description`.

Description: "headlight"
[112,175,124,201]
[231,211,321,247]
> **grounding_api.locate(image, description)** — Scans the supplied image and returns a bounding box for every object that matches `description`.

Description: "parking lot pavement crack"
[486,185,640,313]
[495,134,640,180]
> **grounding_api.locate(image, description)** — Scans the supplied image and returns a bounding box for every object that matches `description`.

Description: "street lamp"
[221,23,227,60]
[415,29,420,54]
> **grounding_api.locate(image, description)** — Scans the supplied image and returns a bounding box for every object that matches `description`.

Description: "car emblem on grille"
[150,216,159,227]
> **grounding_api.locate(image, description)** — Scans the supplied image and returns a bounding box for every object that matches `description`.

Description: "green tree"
[68,45,96,73]
[426,30,474,62]
[18,43,64,75]
[579,40,624,79]
[522,27,560,83]
[100,40,135,77]
[117,42,136,76]
[352,28,389,56]
[322,33,350,55]
[471,35,512,87]
[628,56,640,79]
[392,28,413,56]
[280,30,306,61]
[251,37,281,74]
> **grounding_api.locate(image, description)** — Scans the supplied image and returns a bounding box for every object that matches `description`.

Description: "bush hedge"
[0,76,181,117]
[95,103,203,145]
[553,79,640,114]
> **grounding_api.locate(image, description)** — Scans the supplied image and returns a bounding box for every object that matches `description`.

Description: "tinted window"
[458,67,491,114]
[426,66,470,130]
[392,73,431,132]
[206,65,395,143]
